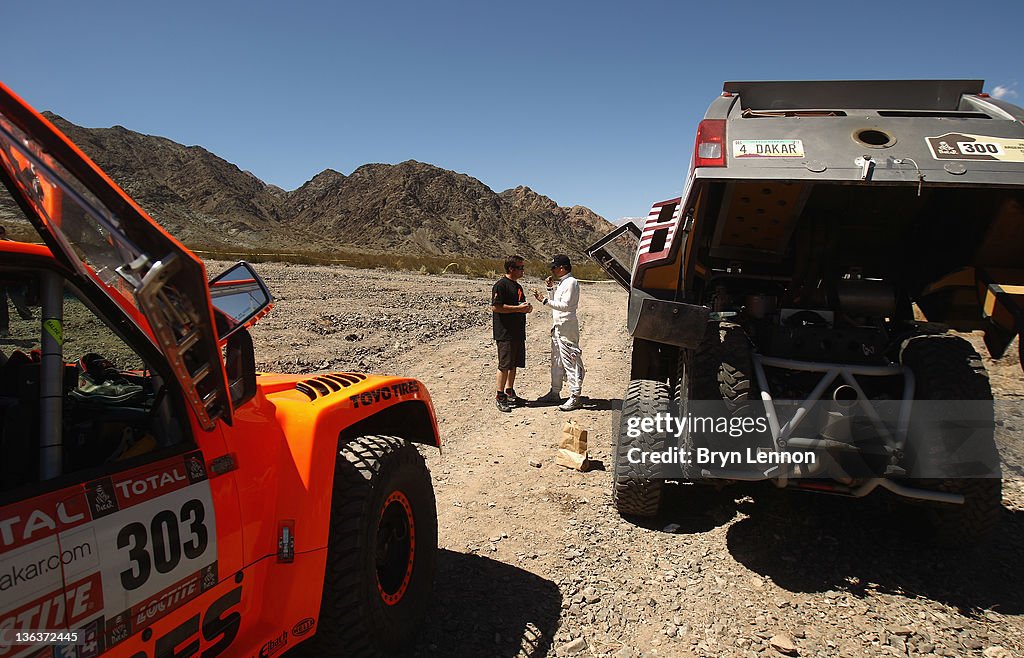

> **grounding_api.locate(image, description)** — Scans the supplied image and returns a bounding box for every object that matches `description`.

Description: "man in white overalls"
[534,254,585,411]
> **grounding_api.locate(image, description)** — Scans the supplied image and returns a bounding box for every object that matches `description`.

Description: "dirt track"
[232,261,1024,658]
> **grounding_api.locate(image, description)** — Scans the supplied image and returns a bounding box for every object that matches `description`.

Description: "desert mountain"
[3,114,613,260]
[286,162,612,259]
[41,114,323,251]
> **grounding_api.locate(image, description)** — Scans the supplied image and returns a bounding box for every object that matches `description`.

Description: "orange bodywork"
[0,244,441,658]
[0,80,441,657]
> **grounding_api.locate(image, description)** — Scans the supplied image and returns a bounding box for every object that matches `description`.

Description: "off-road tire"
[613,379,672,517]
[901,335,1002,546]
[675,324,722,478]
[305,435,437,656]
[717,322,757,411]
[684,321,723,403]
[703,322,771,472]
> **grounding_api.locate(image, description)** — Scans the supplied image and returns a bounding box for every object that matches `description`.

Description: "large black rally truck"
[589,80,1024,545]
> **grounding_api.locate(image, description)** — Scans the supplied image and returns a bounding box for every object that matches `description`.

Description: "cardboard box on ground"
[556,419,590,471]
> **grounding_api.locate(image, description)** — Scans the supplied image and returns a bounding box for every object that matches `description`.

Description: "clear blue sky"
[2,0,1021,222]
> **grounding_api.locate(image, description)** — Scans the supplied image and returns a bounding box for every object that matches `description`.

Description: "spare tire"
[717,322,758,412]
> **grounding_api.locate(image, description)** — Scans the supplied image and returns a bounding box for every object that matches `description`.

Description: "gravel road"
[232,261,1024,658]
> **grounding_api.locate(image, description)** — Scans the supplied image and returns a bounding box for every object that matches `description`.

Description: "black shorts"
[496,339,526,370]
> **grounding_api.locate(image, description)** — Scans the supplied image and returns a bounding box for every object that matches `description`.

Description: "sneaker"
[495,395,512,413]
[71,375,144,404]
[559,394,583,411]
[504,388,525,406]
[536,390,562,404]
[70,353,145,404]
[79,353,121,382]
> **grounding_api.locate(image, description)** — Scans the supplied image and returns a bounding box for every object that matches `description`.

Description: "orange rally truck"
[0,82,440,656]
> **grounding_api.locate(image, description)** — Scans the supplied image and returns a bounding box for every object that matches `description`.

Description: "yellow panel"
[975,197,1024,269]
[717,182,804,252]
[639,261,681,290]
[921,266,1024,335]
[983,290,997,317]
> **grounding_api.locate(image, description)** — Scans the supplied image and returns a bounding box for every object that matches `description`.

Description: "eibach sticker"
[0,452,218,658]
[926,133,1024,162]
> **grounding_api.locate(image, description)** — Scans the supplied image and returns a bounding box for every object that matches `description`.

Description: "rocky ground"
[235,261,1024,658]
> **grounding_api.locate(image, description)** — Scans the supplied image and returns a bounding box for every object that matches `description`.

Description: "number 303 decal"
[118,499,209,590]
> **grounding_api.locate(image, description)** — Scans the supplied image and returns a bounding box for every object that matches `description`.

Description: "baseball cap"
[549,254,571,269]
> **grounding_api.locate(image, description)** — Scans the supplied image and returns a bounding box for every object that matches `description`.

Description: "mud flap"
[629,296,710,349]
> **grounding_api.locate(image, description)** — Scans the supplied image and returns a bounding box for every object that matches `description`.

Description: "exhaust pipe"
[832,384,858,409]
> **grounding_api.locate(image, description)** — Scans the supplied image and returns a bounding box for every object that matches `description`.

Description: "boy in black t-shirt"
[490,255,533,412]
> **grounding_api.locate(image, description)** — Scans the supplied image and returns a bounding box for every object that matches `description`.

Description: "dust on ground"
[236,260,1024,658]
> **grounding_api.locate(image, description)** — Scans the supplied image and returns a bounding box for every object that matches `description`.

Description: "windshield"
[0,113,151,331]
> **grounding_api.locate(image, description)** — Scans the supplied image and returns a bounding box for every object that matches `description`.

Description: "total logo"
[116,468,187,500]
[0,502,85,548]
[257,630,288,658]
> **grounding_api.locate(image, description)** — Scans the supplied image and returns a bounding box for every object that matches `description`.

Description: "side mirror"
[225,327,257,407]
[208,261,273,340]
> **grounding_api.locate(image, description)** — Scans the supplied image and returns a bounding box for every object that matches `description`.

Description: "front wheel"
[307,435,437,656]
